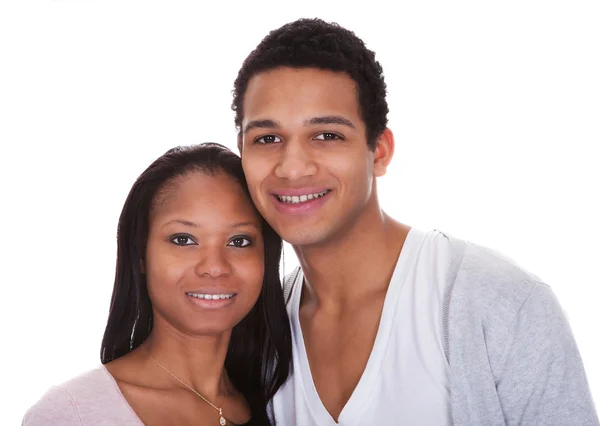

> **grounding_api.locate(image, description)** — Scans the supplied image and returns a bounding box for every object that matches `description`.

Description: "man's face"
[240,67,382,247]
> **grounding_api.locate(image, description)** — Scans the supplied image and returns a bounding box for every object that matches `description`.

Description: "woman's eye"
[170,235,196,246]
[255,135,282,144]
[314,132,341,141]
[227,237,252,248]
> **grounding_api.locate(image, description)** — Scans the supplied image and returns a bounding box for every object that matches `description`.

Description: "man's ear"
[373,128,395,177]
[237,133,243,153]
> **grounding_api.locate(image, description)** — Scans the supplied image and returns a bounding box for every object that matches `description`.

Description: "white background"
[1,0,598,423]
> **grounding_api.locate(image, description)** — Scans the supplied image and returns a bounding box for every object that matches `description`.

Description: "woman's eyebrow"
[162,219,198,228]
[162,219,258,229]
[231,221,259,230]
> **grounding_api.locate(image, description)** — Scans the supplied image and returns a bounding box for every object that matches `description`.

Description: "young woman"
[23,143,292,425]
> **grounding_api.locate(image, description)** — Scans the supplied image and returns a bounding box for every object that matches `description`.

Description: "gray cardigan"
[283,235,599,425]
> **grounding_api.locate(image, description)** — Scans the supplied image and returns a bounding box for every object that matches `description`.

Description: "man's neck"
[294,209,411,309]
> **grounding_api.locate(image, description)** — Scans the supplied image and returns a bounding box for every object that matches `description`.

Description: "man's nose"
[274,139,318,181]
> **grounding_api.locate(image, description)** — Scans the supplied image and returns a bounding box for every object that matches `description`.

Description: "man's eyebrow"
[243,119,280,133]
[305,116,356,129]
[243,116,356,133]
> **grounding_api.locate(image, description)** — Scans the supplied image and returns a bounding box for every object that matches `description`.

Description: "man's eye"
[170,235,196,246]
[314,133,341,141]
[255,135,282,144]
[227,237,252,248]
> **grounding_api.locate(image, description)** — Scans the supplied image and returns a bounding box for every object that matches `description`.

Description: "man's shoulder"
[282,266,302,306]
[283,266,302,285]
[446,235,545,321]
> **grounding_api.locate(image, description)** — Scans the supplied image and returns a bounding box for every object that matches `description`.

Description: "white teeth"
[187,293,234,300]
[277,190,329,204]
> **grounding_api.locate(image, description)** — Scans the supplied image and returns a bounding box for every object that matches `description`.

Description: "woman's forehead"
[150,172,260,227]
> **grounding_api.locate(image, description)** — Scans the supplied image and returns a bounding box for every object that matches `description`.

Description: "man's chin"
[274,225,330,248]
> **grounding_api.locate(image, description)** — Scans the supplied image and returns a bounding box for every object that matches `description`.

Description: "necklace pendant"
[219,415,226,426]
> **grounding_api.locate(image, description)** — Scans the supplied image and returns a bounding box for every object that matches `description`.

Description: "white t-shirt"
[271,228,452,426]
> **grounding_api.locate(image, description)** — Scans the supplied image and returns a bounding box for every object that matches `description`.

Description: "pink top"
[23,366,145,425]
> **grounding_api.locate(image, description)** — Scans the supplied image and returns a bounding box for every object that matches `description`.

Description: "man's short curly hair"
[232,18,389,150]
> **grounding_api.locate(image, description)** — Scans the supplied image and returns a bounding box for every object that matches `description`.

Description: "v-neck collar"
[289,228,425,425]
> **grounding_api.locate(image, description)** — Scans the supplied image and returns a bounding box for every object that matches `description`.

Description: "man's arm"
[496,282,599,425]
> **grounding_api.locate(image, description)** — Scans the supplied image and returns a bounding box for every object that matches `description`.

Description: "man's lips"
[272,189,330,204]
[270,187,332,204]
[267,188,332,215]
[270,187,330,197]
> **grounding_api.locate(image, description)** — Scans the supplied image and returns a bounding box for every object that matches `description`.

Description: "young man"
[232,18,599,425]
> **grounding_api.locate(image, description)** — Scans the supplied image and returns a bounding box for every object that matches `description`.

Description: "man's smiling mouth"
[274,190,331,204]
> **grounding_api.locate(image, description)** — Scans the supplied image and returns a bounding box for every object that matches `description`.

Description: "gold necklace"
[140,343,227,426]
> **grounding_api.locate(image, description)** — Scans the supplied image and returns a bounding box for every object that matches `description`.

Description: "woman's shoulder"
[23,384,83,425]
[23,367,107,425]
[23,366,142,425]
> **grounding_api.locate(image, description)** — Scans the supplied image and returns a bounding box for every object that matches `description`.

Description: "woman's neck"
[140,319,234,400]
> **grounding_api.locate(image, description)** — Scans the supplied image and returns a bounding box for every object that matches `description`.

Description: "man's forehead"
[244,73,359,117]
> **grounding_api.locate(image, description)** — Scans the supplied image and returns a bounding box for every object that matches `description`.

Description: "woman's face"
[145,171,265,337]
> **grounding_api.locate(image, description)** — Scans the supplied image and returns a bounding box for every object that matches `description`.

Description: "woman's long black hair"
[100,143,291,425]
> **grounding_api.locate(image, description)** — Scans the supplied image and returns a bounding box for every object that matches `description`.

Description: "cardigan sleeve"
[495,282,599,425]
